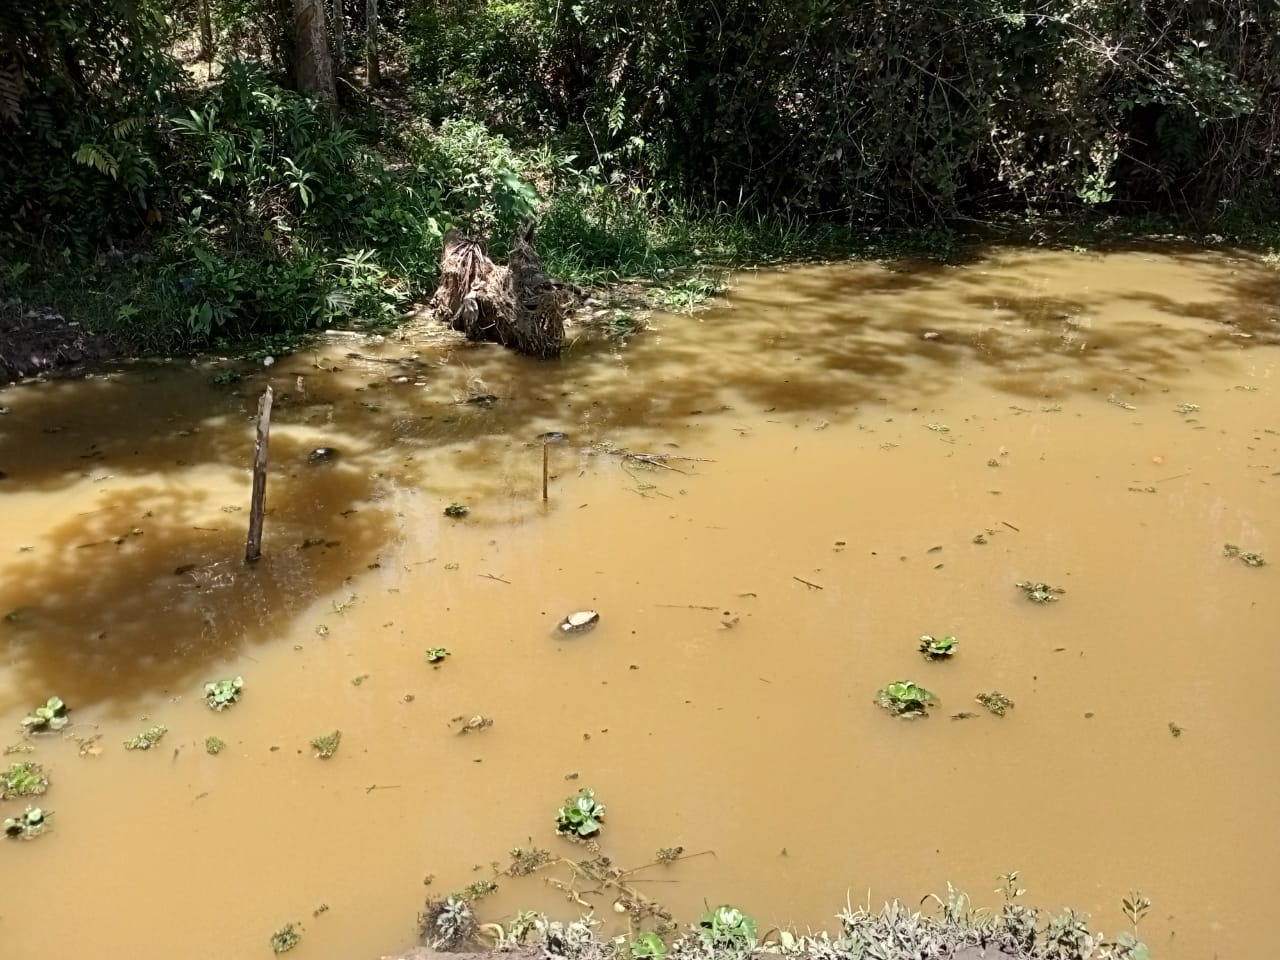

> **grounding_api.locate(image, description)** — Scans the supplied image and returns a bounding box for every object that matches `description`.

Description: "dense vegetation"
[1,0,1277,348]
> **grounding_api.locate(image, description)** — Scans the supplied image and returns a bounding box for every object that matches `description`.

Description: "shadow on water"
[0,430,393,715]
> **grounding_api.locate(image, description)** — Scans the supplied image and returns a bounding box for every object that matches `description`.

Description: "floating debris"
[559,610,600,634]
[443,503,470,518]
[123,724,168,750]
[976,691,1015,716]
[1015,581,1065,603]
[1168,722,1184,738]
[453,715,493,734]
[425,647,451,664]
[1223,543,1265,567]
[307,446,339,464]
[205,737,226,756]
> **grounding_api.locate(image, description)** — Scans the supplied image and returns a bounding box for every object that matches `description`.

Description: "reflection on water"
[0,245,1277,960]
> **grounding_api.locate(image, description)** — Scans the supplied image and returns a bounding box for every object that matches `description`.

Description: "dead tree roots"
[430,221,573,359]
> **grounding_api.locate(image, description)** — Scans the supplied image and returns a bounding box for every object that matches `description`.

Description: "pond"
[0,244,1276,959]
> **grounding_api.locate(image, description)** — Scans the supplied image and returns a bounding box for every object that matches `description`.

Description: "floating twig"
[792,576,824,590]
[1001,520,1021,532]
[478,573,511,584]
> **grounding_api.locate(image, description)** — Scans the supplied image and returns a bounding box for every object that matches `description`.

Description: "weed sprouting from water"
[310,730,342,758]
[426,647,451,664]
[419,895,477,950]
[205,736,226,755]
[698,905,758,952]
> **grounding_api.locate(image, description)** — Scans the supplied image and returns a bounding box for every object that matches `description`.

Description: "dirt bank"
[0,306,122,383]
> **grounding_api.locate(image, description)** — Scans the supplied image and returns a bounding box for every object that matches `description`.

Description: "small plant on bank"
[205,736,226,755]
[876,681,936,718]
[204,676,244,710]
[556,787,606,837]
[631,932,667,960]
[919,635,958,659]
[270,922,301,953]
[444,503,470,518]
[0,760,48,798]
[1016,581,1065,603]
[419,895,477,950]
[976,692,1015,717]
[123,724,168,750]
[426,647,450,664]
[310,730,342,758]
[4,806,51,839]
[698,906,757,951]
[22,697,69,731]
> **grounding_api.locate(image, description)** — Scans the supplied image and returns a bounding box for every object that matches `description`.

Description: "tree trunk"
[331,0,344,74]
[293,0,336,102]
[430,222,575,359]
[365,0,381,88]
[198,0,215,61]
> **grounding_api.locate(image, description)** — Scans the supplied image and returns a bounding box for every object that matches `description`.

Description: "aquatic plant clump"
[21,696,69,731]
[875,681,936,717]
[123,724,168,750]
[4,806,50,839]
[556,787,606,837]
[204,676,244,710]
[0,761,48,798]
[918,635,958,659]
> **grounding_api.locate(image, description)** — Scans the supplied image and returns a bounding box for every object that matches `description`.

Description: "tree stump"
[430,221,571,359]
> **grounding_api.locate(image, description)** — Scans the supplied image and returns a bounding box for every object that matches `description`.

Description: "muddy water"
[1,245,1277,960]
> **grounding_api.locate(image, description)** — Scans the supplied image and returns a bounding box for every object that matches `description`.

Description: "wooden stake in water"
[244,386,274,563]
[542,440,549,502]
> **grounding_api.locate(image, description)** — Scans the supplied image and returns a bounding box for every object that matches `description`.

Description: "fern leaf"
[0,56,22,123]
[73,142,120,179]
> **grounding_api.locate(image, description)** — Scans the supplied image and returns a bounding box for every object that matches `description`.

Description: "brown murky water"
[1,245,1278,960]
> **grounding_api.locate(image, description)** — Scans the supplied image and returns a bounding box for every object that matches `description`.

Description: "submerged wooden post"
[244,386,274,563]
[542,440,549,502]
